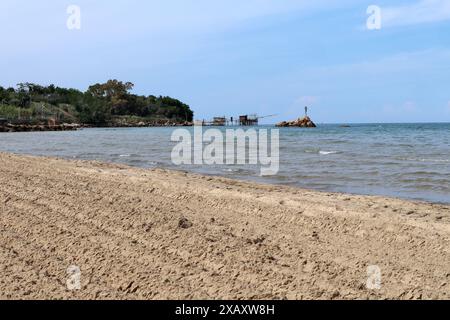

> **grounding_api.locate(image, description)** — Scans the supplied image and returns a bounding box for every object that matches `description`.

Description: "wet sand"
[0,152,449,299]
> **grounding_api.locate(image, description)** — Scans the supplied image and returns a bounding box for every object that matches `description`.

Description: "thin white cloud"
[0,0,357,57]
[382,0,450,27]
[301,49,450,80]
[82,0,355,37]
[0,0,358,38]
[281,49,450,122]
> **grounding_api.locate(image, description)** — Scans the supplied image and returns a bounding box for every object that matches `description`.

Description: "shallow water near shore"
[1,123,449,203]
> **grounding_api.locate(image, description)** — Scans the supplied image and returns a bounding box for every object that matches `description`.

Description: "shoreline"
[0,152,449,299]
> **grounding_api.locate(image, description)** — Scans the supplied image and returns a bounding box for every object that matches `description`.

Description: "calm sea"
[1,123,449,203]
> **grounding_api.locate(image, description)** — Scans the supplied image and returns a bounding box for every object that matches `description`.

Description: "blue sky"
[1,0,449,123]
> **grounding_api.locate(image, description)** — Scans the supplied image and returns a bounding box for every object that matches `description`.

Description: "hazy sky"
[1,0,449,123]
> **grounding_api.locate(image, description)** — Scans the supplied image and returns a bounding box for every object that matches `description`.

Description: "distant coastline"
[0,80,194,132]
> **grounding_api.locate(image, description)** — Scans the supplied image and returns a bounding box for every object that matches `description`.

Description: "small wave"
[222,168,249,173]
[398,157,449,163]
[119,154,131,157]
[319,150,339,155]
[304,148,340,155]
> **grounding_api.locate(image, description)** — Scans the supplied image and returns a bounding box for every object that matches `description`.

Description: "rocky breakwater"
[0,123,80,133]
[276,116,317,128]
[108,120,194,128]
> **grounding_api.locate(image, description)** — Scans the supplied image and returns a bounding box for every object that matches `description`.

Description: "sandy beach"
[0,152,449,300]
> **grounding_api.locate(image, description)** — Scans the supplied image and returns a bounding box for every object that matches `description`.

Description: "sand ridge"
[0,152,449,299]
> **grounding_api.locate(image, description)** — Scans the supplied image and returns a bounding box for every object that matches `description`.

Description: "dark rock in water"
[276,116,317,128]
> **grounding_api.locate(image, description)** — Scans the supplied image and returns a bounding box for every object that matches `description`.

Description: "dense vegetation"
[0,80,194,125]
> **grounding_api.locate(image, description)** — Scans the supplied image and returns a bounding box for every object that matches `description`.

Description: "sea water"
[1,123,449,203]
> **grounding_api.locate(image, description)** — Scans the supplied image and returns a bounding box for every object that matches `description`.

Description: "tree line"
[0,80,194,124]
